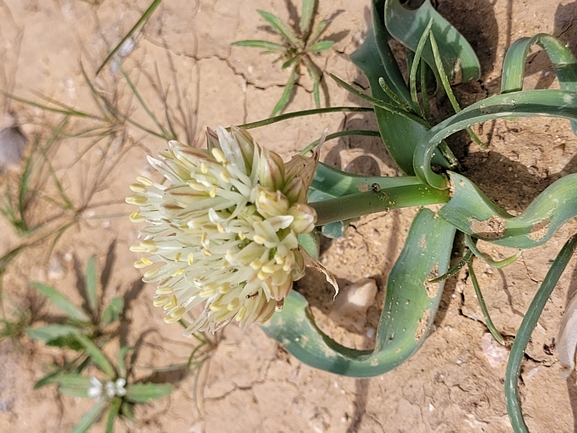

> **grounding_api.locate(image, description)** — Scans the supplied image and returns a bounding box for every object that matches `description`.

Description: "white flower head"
[127,126,319,334]
[87,376,103,400]
[88,377,127,400]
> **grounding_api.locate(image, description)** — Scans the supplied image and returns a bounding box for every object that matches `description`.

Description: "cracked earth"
[2,0,577,432]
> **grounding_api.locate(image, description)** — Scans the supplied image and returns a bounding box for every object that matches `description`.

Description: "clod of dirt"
[328,278,377,332]
[481,333,508,368]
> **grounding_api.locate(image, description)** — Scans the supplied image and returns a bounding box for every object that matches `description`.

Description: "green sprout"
[26,254,124,348]
[233,0,335,115]
[39,344,173,433]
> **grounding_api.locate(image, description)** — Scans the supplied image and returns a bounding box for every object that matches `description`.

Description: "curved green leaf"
[502,34,577,94]
[310,162,423,199]
[439,171,577,249]
[262,208,455,377]
[350,13,426,175]
[505,234,577,433]
[350,0,452,175]
[414,89,577,190]
[383,0,481,83]
[501,33,577,133]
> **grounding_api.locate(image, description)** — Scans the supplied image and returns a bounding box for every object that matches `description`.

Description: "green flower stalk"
[126,127,319,334]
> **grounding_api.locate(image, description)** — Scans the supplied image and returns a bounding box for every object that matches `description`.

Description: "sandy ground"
[1,0,577,432]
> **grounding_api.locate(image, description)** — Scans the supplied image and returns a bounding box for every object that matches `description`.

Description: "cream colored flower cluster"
[127,127,317,334]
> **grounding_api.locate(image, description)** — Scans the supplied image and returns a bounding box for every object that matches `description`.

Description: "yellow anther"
[129,210,146,223]
[125,195,147,206]
[136,176,154,186]
[261,264,276,274]
[235,305,247,321]
[155,287,174,295]
[143,268,160,279]
[250,259,262,270]
[217,223,225,233]
[187,253,194,265]
[172,268,184,276]
[199,286,216,298]
[209,302,225,312]
[129,183,147,193]
[219,283,231,294]
[200,162,208,174]
[209,187,217,198]
[211,147,226,163]
[203,248,212,257]
[253,234,266,245]
[153,295,171,307]
[238,231,246,240]
[220,171,231,183]
[164,305,185,323]
[227,298,240,311]
[174,252,182,262]
[134,258,153,268]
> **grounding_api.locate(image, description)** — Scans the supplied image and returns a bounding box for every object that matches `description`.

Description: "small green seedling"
[233,0,335,115]
[39,343,173,433]
[27,255,124,349]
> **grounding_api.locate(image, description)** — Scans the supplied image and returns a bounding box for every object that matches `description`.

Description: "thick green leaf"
[311,162,423,198]
[85,255,99,316]
[350,1,451,175]
[26,324,79,342]
[384,0,481,83]
[413,89,577,190]
[101,297,124,326]
[71,400,108,433]
[439,171,577,249]
[74,334,116,378]
[350,18,421,174]
[298,232,320,259]
[505,235,577,433]
[30,282,90,322]
[262,208,455,377]
[501,33,577,133]
[124,383,174,403]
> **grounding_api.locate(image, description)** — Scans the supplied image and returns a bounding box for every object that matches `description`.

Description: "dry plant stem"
[310,184,450,226]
